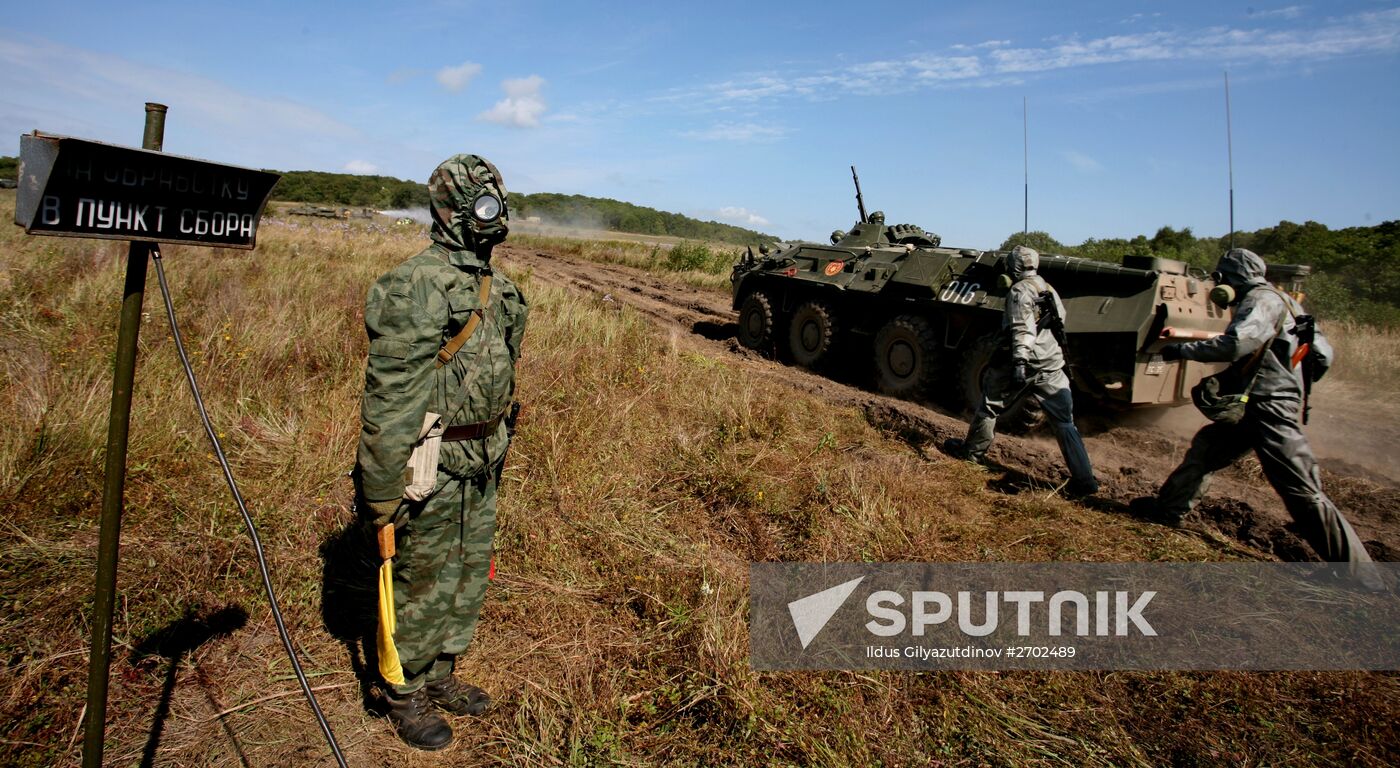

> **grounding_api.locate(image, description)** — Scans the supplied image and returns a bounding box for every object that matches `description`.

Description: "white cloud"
[910,55,983,80]
[1062,150,1103,173]
[682,122,786,142]
[1252,6,1305,21]
[436,61,482,92]
[478,75,547,128]
[671,7,1400,107]
[344,160,378,174]
[716,206,770,226]
[951,40,1008,52]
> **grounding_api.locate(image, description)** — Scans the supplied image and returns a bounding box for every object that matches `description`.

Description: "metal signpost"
[13,104,279,767]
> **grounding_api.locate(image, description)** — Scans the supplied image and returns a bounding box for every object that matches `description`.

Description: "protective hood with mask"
[1007,245,1040,281]
[429,154,510,265]
[1208,248,1268,308]
[1172,247,1332,400]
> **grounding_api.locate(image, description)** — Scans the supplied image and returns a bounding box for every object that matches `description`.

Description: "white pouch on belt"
[403,411,445,501]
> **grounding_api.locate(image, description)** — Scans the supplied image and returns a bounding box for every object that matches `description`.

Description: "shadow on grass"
[319,521,385,715]
[131,604,249,768]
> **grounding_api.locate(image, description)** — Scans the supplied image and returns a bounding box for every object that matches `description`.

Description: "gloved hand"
[366,497,404,529]
[1011,361,1028,389]
[1160,344,1184,362]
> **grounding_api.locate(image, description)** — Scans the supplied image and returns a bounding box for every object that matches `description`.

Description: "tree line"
[1000,222,1400,326]
[266,170,775,245]
[510,192,775,245]
[0,158,775,246]
[1,157,1393,322]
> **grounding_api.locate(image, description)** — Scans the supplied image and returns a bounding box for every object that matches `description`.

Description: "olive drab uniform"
[356,155,527,697]
[1153,249,1375,575]
[960,246,1097,494]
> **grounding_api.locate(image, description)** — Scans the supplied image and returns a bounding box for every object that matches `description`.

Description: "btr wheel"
[787,300,840,369]
[874,315,940,399]
[737,291,777,353]
[958,332,1045,433]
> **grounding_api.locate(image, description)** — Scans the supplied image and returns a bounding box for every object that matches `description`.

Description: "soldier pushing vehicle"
[943,246,1099,496]
[1132,248,1379,588]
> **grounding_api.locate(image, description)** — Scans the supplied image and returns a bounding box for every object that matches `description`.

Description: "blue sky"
[3,1,1398,247]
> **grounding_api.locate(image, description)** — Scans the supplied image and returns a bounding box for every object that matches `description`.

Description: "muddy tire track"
[501,245,1399,561]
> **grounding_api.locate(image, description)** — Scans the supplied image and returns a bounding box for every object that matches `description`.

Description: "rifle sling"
[435,273,492,368]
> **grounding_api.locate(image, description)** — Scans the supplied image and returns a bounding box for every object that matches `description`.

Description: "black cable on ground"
[151,246,349,768]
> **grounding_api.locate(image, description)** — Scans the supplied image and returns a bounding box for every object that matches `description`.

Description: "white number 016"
[939,280,980,304]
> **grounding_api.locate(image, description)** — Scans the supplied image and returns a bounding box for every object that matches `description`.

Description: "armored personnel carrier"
[730,172,1241,419]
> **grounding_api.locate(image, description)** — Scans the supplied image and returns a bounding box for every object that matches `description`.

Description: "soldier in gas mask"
[945,245,1099,496]
[355,154,528,749]
[1133,248,1377,580]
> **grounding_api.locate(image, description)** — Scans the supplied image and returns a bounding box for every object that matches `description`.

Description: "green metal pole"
[82,102,166,768]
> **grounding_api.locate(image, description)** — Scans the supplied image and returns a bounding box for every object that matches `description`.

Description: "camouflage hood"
[428,154,509,257]
[1215,248,1268,289]
[1008,245,1040,281]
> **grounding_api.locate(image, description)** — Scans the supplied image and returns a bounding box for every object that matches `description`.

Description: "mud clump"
[1194,498,1314,561]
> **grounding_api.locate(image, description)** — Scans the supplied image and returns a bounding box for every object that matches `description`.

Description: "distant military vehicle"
[286,204,375,220]
[730,169,1249,421]
[0,178,17,189]
[287,204,343,219]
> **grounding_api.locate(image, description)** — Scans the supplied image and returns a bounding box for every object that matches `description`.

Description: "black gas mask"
[467,186,508,249]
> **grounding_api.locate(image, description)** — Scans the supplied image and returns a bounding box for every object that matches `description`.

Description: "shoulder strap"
[435,273,493,368]
[1239,288,1292,395]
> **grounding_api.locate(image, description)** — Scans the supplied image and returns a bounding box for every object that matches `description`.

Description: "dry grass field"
[1,190,1397,766]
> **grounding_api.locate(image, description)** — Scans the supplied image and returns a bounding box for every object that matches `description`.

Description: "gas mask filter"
[1209,271,1236,308]
[1209,285,1236,308]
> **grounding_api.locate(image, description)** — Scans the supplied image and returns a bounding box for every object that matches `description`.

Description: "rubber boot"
[1128,496,1182,528]
[942,438,988,466]
[384,687,453,750]
[1066,476,1100,498]
[426,676,492,716]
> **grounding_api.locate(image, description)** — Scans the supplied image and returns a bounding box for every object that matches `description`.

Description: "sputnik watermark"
[866,645,1076,660]
[787,577,863,649]
[751,563,1399,670]
[862,589,1156,637]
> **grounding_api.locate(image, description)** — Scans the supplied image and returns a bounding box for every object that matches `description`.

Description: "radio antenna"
[1225,72,1235,249]
[1023,96,1029,234]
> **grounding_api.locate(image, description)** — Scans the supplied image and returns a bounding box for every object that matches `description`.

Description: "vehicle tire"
[787,300,840,369]
[737,291,778,353]
[958,332,1045,433]
[873,314,940,398]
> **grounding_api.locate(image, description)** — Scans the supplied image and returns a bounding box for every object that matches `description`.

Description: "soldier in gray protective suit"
[945,246,1099,496]
[1137,249,1376,576]
[356,154,528,749]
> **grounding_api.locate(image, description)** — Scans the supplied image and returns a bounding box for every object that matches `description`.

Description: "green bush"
[665,242,713,272]
[661,242,740,275]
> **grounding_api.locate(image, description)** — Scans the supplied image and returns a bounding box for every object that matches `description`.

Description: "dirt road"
[502,245,1400,562]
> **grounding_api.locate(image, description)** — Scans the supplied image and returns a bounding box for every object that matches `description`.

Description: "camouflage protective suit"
[356,155,527,694]
[1155,249,1373,569]
[962,246,1097,492]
